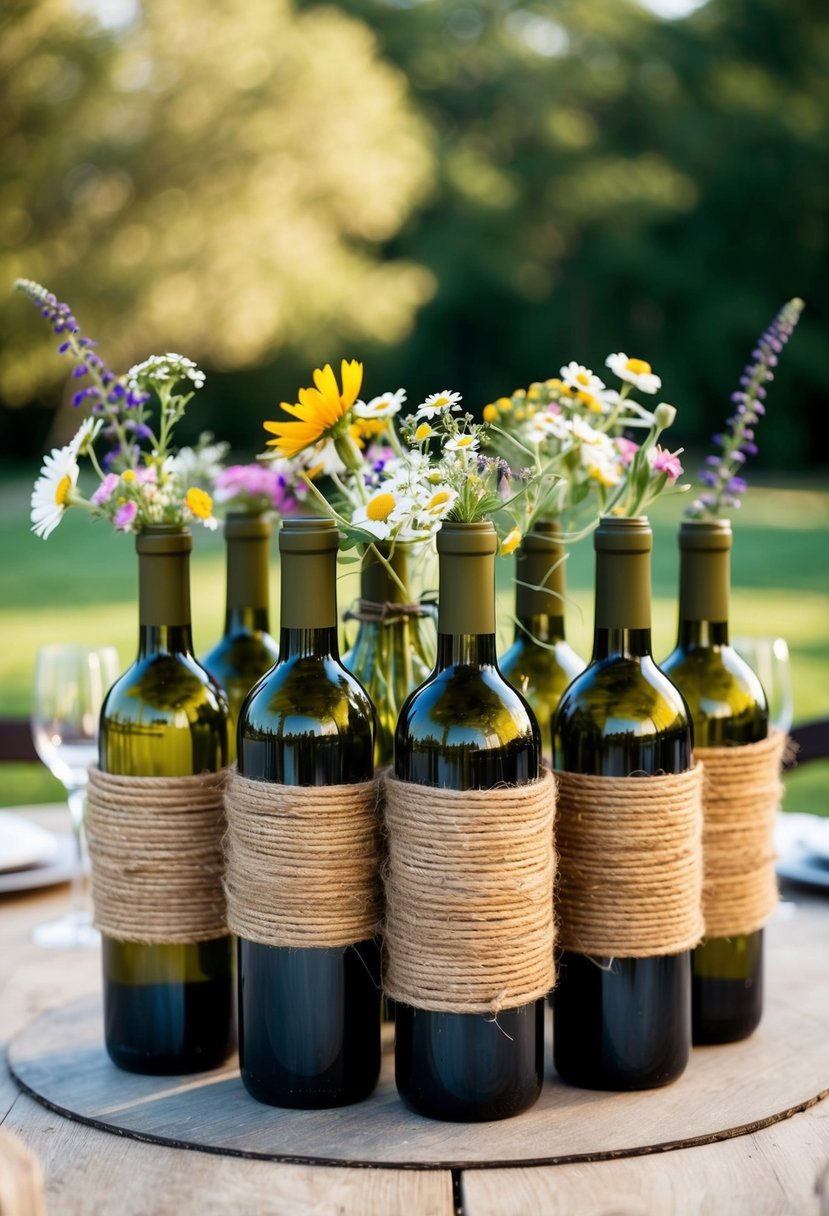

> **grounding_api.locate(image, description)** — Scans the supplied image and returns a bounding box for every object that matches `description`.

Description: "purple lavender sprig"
[14,278,149,468]
[685,298,804,519]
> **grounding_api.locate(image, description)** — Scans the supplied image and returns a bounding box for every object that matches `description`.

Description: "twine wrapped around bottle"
[223,770,383,948]
[382,767,556,1015]
[554,765,704,958]
[85,767,228,943]
[694,729,787,938]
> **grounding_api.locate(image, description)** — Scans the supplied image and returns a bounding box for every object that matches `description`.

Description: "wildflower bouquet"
[263,360,540,595]
[483,352,686,531]
[18,279,220,538]
[685,299,804,520]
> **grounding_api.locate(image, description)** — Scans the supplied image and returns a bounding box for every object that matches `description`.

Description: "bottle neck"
[360,544,412,607]
[137,543,193,658]
[224,521,271,635]
[592,545,652,661]
[278,543,339,659]
[677,545,731,649]
[436,546,496,668]
[514,525,567,643]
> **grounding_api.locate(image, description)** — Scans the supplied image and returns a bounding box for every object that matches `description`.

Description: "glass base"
[33,909,100,950]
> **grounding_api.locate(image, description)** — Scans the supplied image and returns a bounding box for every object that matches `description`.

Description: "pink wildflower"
[616,437,639,467]
[114,499,139,531]
[91,473,119,505]
[651,445,684,482]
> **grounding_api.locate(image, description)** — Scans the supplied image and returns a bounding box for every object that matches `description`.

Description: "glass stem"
[67,784,88,919]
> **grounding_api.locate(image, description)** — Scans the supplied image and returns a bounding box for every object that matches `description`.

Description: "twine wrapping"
[343,598,434,623]
[85,766,227,944]
[223,771,382,948]
[555,765,704,958]
[695,730,787,938]
[382,768,556,1015]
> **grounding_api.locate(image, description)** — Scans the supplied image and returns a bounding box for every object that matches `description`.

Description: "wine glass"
[30,644,121,948]
[732,635,794,734]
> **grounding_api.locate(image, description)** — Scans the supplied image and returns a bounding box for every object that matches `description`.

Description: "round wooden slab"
[8,904,829,1170]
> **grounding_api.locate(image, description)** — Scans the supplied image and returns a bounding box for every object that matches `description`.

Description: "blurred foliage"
[0,0,434,421]
[1,0,827,466]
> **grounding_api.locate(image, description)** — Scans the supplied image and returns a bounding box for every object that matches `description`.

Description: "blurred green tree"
[0,0,434,427]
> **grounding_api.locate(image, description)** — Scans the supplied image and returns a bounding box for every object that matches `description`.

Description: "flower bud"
[654,402,676,429]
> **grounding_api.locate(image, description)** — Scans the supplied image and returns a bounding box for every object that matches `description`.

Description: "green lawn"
[1,466,827,812]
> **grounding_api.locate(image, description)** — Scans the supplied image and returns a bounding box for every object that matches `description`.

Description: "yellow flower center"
[454,435,475,448]
[414,422,433,441]
[372,399,388,412]
[576,372,591,386]
[432,396,449,409]
[366,492,396,522]
[577,390,603,413]
[54,475,72,506]
[426,490,450,510]
[482,405,498,423]
[500,528,522,555]
[121,469,136,483]
[625,358,652,376]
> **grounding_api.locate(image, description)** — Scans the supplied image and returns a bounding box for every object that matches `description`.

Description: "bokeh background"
[1,0,827,807]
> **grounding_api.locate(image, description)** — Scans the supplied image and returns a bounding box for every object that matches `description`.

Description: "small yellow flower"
[482,405,498,423]
[587,463,620,488]
[185,486,213,520]
[527,383,542,401]
[545,378,565,392]
[500,527,522,556]
[514,408,525,422]
[264,359,363,458]
[414,422,433,441]
[348,418,387,448]
[121,470,136,483]
[497,397,513,412]
[577,390,604,414]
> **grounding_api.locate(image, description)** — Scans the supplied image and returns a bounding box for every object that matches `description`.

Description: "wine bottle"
[343,543,435,769]
[201,512,279,758]
[99,527,234,1075]
[662,518,768,1044]
[394,520,544,1122]
[500,521,584,762]
[236,517,381,1108]
[553,516,693,1090]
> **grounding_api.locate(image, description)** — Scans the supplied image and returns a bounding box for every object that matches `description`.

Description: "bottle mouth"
[279,516,339,554]
[225,513,272,540]
[437,519,497,556]
[594,515,652,553]
[136,526,193,555]
[679,519,732,551]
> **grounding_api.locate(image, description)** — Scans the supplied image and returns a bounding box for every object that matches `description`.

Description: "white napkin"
[0,812,59,873]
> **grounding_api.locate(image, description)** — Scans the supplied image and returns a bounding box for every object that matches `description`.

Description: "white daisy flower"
[605,353,661,394]
[416,485,458,524]
[443,433,479,453]
[415,390,462,420]
[301,438,346,478]
[127,352,205,391]
[571,417,605,447]
[560,362,605,395]
[354,389,406,420]
[31,444,80,539]
[585,452,622,488]
[352,490,414,540]
[533,412,572,441]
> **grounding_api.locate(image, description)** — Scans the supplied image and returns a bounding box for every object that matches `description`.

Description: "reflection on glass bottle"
[237,518,381,1108]
[201,513,279,760]
[500,521,584,763]
[553,516,693,1090]
[662,519,768,1044]
[394,520,544,1122]
[100,527,233,1075]
[343,544,435,769]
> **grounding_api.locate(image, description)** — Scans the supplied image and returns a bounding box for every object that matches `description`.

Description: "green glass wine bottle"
[500,521,584,763]
[236,518,381,1108]
[661,518,768,1045]
[394,520,544,1122]
[201,512,279,760]
[343,544,435,769]
[553,516,693,1090]
[99,527,234,1075]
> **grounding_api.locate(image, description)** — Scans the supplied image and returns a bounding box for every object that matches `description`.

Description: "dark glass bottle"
[553,516,693,1091]
[201,513,279,761]
[236,517,381,1108]
[500,521,584,764]
[99,527,234,1075]
[662,519,768,1045]
[343,544,435,769]
[394,520,544,1122]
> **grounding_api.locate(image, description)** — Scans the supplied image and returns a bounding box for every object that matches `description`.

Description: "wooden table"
[2,807,829,1216]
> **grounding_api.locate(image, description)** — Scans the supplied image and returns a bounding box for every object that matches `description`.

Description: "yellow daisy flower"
[264,359,363,458]
[185,486,214,519]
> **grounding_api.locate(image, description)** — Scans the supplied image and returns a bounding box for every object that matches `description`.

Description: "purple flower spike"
[686,297,804,520]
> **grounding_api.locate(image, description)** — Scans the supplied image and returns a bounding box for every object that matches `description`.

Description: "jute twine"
[343,598,433,623]
[695,730,787,938]
[382,768,556,1015]
[555,765,704,958]
[0,1129,45,1216]
[223,771,382,949]
[85,766,227,944]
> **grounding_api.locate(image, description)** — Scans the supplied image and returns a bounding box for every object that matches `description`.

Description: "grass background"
[1,466,827,813]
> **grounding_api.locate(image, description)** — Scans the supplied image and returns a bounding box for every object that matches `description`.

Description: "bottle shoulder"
[555,655,690,737]
[202,631,279,682]
[661,644,768,740]
[501,637,585,688]
[396,663,538,750]
[239,654,374,739]
[102,652,228,722]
